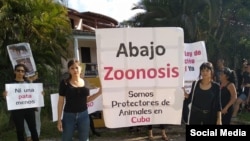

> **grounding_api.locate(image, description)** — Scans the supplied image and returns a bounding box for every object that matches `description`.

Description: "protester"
[2,64,39,141]
[219,67,237,124]
[24,72,42,141]
[183,62,222,125]
[232,63,250,120]
[57,59,102,141]
[236,58,248,94]
[148,125,168,141]
[214,58,226,83]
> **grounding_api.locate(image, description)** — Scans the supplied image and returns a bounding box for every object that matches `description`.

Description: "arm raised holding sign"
[2,64,39,141]
[57,59,102,141]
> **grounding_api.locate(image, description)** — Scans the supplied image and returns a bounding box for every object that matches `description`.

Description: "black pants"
[12,108,39,141]
[189,108,212,125]
[148,124,165,130]
[89,114,96,133]
[222,106,233,125]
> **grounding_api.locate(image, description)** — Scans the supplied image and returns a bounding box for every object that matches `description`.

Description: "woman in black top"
[2,64,39,141]
[184,62,222,125]
[57,59,102,141]
[219,67,237,124]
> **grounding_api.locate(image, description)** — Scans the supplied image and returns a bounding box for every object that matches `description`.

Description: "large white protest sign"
[184,41,207,93]
[5,83,44,110]
[96,27,184,128]
[50,88,102,122]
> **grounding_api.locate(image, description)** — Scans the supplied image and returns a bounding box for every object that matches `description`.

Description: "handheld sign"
[5,83,44,110]
[7,42,37,77]
[96,27,184,128]
[184,41,208,93]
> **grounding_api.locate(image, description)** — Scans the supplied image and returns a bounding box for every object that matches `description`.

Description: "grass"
[238,110,250,122]
[39,118,147,140]
[40,116,61,139]
[0,115,141,140]
[0,116,59,141]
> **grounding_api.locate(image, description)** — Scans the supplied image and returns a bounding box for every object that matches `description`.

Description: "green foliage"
[238,111,250,122]
[126,0,250,69]
[39,116,61,139]
[0,102,10,131]
[0,0,73,71]
[0,1,72,139]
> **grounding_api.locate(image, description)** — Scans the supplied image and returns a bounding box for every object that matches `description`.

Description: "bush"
[0,101,12,131]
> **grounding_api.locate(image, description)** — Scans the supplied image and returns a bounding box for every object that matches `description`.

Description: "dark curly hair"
[221,67,237,85]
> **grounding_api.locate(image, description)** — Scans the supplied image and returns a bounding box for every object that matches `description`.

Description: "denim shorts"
[238,93,247,101]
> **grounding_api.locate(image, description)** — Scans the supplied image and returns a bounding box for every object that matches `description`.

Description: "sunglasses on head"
[16,69,25,73]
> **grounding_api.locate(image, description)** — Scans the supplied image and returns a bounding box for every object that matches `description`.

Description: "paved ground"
[41,124,186,141]
[90,125,186,141]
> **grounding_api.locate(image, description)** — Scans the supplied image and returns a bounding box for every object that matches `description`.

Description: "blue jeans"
[62,110,90,141]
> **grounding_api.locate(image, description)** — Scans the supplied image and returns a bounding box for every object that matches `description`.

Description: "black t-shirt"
[187,80,221,124]
[190,81,221,111]
[59,79,90,113]
[220,83,233,111]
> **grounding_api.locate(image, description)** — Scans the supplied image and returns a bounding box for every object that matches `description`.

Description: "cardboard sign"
[5,83,44,110]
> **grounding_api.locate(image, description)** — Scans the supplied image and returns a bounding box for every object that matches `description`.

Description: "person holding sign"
[2,64,39,141]
[214,58,226,83]
[183,62,222,125]
[57,59,102,141]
